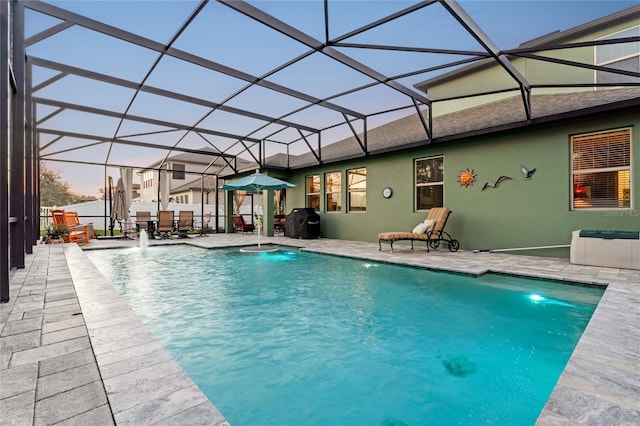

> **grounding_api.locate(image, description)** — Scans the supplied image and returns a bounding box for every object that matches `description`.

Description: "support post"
[263,189,275,237]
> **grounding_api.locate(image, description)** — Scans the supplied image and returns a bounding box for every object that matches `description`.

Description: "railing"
[40,206,228,234]
[40,207,53,231]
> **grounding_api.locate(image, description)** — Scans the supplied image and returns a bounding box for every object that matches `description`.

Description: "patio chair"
[64,211,95,239]
[233,215,255,234]
[50,209,90,246]
[51,209,65,227]
[198,212,211,237]
[135,211,151,233]
[378,207,459,253]
[177,211,194,238]
[274,214,286,235]
[157,210,175,239]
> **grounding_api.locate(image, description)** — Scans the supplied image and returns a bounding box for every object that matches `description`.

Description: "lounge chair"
[51,209,90,246]
[177,211,194,238]
[378,207,459,253]
[233,215,255,233]
[157,210,175,239]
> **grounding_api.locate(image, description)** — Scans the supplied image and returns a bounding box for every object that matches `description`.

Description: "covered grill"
[285,208,320,239]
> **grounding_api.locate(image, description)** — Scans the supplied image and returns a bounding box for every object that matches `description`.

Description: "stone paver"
[1,235,638,425]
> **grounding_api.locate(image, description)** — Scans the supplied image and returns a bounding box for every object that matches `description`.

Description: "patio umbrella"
[160,167,171,211]
[120,167,133,233]
[221,170,295,250]
[111,177,131,238]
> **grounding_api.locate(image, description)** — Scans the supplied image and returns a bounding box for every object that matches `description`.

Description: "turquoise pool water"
[87,246,603,426]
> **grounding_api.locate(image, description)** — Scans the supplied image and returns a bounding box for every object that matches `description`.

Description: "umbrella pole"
[257,204,261,247]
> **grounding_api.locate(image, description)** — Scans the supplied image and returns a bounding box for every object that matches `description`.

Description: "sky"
[22,0,639,198]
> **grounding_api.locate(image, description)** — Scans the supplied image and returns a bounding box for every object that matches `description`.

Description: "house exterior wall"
[172,188,219,205]
[139,170,159,202]
[138,162,213,202]
[428,18,640,116]
[282,108,639,257]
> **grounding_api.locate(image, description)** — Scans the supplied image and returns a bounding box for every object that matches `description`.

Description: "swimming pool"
[87,245,603,426]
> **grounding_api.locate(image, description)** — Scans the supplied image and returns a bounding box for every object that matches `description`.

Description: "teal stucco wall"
[279,108,639,257]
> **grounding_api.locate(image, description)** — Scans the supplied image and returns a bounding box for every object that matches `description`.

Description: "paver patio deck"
[1,233,638,425]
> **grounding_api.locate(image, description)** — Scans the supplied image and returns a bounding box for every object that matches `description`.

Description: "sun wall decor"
[457,168,477,187]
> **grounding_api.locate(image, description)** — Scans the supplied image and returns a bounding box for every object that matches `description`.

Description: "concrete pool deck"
[1,234,638,425]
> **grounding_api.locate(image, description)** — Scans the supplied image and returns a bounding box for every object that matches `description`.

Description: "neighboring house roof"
[413,4,640,92]
[140,150,255,174]
[171,175,219,193]
[143,151,223,169]
[263,87,640,169]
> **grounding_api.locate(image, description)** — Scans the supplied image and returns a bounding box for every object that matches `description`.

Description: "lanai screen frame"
[2,0,639,301]
[26,1,640,172]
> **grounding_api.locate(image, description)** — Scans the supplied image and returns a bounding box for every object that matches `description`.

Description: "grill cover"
[285,208,320,239]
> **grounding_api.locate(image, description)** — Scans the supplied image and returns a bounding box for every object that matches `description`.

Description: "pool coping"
[2,236,639,425]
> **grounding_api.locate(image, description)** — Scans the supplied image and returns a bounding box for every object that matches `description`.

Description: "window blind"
[572,129,631,209]
[572,129,630,171]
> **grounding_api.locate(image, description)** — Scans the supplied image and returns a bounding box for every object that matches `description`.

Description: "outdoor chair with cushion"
[233,215,255,234]
[177,211,194,238]
[157,210,175,239]
[378,207,459,253]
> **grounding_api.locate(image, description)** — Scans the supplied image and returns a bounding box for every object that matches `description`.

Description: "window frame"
[142,171,153,189]
[570,127,632,210]
[172,163,186,180]
[306,175,321,212]
[324,171,342,213]
[347,167,367,213]
[415,156,444,212]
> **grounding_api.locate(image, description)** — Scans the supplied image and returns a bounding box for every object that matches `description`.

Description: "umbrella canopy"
[160,167,171,211]
[221,171,295,250]
[221,170,295,192]
[111,178,129,222]
[120,166,133,232]
[121,167,133,210]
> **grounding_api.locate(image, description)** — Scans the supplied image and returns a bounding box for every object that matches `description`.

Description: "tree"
[40,162,78,206]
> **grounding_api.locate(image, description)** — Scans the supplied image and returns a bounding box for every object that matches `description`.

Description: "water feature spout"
[139,229,149,251]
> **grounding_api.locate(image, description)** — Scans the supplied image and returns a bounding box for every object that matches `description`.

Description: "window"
[325,171,342,212]
[172,163,185,180]
[595,26,640,86]
[306,175,320,211]
[572,128,631,209]
[415,156,444,211]
[347,168,366,212]
[142,171,153,189]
